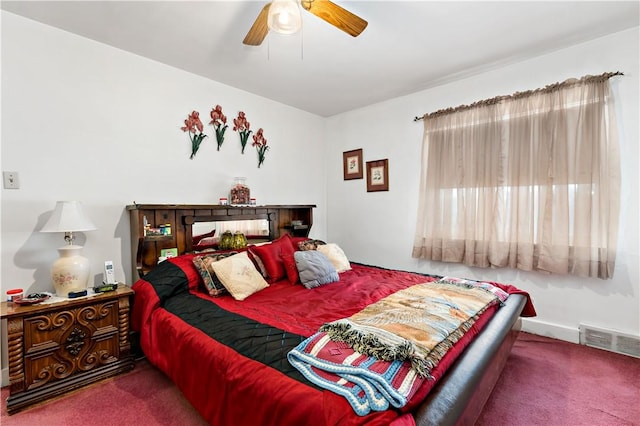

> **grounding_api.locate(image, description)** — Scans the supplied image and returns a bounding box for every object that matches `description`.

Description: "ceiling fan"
[243,0,368,46]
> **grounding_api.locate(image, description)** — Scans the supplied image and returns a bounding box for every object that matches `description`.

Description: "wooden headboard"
[127,204,315,281]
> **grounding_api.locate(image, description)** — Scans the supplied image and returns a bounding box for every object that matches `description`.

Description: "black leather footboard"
[414,294,527,426]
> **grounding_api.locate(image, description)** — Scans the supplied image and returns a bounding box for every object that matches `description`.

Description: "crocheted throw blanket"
[287,278,506,415]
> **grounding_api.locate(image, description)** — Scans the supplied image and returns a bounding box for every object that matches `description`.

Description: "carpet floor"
[2,332,639,425]
[476,332,639,426]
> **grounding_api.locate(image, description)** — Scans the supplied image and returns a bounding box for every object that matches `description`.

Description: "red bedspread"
[131,257,532,425]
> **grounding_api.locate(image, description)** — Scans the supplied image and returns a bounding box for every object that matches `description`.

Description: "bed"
[130,216,535,426]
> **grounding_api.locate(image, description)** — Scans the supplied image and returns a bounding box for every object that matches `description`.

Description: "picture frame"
[366,159,389,192]
[343,149,363,180]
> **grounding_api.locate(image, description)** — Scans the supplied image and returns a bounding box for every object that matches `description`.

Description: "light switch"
[3,171,20,189]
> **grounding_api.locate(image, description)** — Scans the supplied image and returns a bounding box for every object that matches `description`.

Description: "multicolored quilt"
[288,278,506,415]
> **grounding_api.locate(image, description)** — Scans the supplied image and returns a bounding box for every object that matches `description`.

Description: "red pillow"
[281,252,299,284]
[249,234,295,283]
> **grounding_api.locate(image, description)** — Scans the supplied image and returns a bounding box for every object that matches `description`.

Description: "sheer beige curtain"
[412,75,621,279]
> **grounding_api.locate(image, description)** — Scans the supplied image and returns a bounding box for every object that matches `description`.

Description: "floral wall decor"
[252,128,269,168]
[209,104,228,150]
[180,106,270,166]
[233,111,252,154]
[366,159,389,192]
[342,148,363,180]
[181,110,207,159]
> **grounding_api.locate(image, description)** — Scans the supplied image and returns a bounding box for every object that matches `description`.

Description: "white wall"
[325,27,640,342]
[1,11,328,290]
[0,12,328,383]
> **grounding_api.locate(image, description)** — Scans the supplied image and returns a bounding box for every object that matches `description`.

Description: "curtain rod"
[413,71,624,122]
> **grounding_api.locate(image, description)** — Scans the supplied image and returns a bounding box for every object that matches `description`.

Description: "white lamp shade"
[268,0,302,35]
[41,201,97,233]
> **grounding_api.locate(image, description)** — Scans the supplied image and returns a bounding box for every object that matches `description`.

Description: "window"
[412,75,621,279]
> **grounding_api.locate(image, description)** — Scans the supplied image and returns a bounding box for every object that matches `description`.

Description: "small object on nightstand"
[6,288,24,302]
[104,260,117,284]
[67,289,88,298]
[14,293,50,305]
[94,283,118,293]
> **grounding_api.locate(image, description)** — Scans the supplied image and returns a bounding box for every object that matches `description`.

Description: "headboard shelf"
[127,204,315,281]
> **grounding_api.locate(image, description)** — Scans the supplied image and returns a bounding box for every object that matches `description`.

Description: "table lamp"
[41,201,97,297]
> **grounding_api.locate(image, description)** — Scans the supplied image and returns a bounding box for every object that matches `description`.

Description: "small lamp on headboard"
[41,201,97,297]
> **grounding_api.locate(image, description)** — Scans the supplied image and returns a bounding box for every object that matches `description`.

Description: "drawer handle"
[65,327,86,356]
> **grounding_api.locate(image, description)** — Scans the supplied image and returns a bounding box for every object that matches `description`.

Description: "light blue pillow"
[294,251,339,289]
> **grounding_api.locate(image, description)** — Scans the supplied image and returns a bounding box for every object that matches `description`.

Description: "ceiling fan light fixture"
[267,0,302,35]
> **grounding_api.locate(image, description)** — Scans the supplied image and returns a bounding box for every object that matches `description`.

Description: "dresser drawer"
[1,285,135,414]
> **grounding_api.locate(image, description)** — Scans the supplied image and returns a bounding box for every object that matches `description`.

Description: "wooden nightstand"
[0,284,135,414]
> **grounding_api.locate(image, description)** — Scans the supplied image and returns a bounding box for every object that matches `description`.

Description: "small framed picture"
[160,248,178,258]
[343,149,363,180]
[366,159,389,192]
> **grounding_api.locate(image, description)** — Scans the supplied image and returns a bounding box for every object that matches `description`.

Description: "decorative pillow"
[192,252,237,296]
[317,243,351,273]
[210,251,269,301]
[290,236,311,249]
[282,251,299,284]
[249,234,295,283]
[298,239,326,251]
[247,249,269,277]
[294,251,339,289]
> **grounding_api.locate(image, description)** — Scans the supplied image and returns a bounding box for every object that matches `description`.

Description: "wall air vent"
[616,335,640,358]
[579,324,640,358]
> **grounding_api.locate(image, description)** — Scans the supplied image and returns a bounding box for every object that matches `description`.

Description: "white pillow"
[210,251,269,300]
[317,243,351,273]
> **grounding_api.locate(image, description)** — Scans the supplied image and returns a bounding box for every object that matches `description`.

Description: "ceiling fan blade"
[243,3,271,46]
[302,0,368,37]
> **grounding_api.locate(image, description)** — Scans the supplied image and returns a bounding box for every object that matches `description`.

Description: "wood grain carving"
[118,296,131,355]
[7,318,25,393]
[2,286,135,414]
[25,303,120,389]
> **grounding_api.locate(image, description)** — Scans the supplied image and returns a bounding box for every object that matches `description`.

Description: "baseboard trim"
[521,318,579,343]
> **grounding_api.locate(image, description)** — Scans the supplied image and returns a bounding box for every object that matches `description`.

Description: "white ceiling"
[2,1,639,117]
